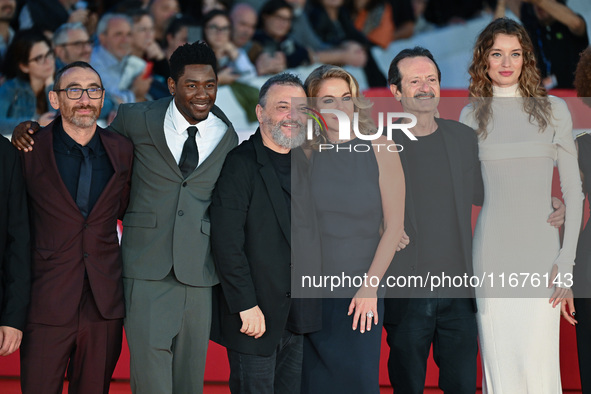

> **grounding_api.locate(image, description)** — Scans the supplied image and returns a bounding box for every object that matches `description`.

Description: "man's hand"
[239,305,266,338]
[0,326,23,356]
[217,67,240,85]
[145,41,165,61]
[255,52,286,75]
[547,197,565,228]
[341,42,367,68]
[11,121,40,152]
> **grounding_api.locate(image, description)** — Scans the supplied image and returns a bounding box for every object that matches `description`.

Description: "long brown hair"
[304,64,376,151]
[468,18,551,139]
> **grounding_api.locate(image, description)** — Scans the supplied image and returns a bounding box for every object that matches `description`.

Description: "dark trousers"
[227,330,303,394]
[384,298,477,394]
[575,297,591,394]
[20,279,123,394]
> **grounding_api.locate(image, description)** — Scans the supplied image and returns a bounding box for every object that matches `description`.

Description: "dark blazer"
[21,119,133,326]
[384,118,483,324]
[210,130,321,356]
[110,98,238,286]
[0,137,30,330]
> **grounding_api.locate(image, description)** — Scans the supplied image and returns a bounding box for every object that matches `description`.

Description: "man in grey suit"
[13,42,238,393]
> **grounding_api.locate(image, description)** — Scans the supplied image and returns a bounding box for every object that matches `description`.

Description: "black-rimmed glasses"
[59,40,93,49]
[54,87,104,100]
[29,50,55,64]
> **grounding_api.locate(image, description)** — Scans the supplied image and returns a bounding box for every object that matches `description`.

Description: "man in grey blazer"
[13,42,239,394]
[113,42,237,393]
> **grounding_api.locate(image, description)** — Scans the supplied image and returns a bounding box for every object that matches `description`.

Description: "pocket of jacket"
[201,219,211,236]
[34,247,56,260]
[122,212,157,228]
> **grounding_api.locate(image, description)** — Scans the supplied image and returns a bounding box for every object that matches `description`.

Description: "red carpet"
[0,379,461,393]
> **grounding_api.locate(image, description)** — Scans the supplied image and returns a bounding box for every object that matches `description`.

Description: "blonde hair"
[468,18,551,139]
[303,65,376,151]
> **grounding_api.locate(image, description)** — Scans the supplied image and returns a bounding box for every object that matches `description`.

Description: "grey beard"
[69,113,98,128]
[271,120,306,149]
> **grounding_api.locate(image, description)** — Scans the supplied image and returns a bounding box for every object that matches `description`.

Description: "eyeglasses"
[28,50,55,64]
[206,24,231,33]
[59,40,93,49]
[54,87,104,100]
[270,13,292,23]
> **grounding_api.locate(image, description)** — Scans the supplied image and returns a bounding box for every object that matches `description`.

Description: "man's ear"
[389,84,402,102]
[48,91,60,111]
[167,77,175,95]
[255,104,264,124]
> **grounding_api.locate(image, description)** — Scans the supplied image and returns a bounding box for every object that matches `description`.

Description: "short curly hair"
[169,41,218,83]
[575,47,591,108]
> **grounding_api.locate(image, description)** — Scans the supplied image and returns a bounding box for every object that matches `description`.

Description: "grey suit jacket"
[109,97,238,286]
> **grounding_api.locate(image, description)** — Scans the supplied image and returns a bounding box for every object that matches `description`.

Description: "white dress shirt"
[163,99,228,169]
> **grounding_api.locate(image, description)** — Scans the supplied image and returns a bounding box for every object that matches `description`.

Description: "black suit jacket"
[384,118,483,324]
[210,129,321,356]
[0,137,30,330]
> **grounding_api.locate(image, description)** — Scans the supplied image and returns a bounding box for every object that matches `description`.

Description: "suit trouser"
[227,330,303,394]
[575,297,591,394]
[20,278,123,394]
[123,272,212,394]
[384,298,477,394]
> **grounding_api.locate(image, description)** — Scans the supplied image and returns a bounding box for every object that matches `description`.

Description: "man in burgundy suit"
[19,61,133,394]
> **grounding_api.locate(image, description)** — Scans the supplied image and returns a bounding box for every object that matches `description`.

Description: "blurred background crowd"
[0,0,589,135]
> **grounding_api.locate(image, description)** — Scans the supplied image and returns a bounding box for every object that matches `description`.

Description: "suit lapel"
[90,128,120,216]
[145,98,183,178]
[34,122,80,213]
[186,105,236,180]
[253,130,291,247]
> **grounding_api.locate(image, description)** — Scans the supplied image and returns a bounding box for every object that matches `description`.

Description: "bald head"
[230,3,257,48]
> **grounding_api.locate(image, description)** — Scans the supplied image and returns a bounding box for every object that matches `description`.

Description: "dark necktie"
[179,126,199,178]
[76,145,92,218]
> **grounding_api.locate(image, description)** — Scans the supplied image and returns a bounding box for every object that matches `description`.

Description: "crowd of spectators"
[0,0,587,135]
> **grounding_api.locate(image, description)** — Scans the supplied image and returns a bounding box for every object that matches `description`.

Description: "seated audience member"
[19,0,99,38]
[286,0,367,69]
[249,0,311,75]
[0,0,16,68]
[152,15,198,79]
[179,0,231,22]
[348,0,415,47]
[202,10,256,85]
[128,8,170,99]
[348,0,395,49]
[91,13,151,103]
[0,30,55,136]
[53,22,92,70]
[53,22,118,119]
[423,0,493,26]
[230,3,258,52]
[149,0,180,43]
[130,9,166,64]
[307,0,387,86]
[496,0,588,89]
